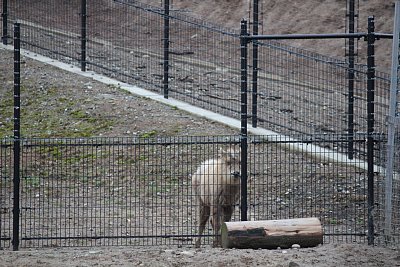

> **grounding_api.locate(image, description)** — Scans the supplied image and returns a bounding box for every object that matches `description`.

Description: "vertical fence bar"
[12,22,21,251]
[251,0,259,128]
[1,0,7,45]
[384,0,400,244]
[366,16,375,246]
[163,0,170,99]
[240,19,248,222]
[347,0,355,159]
[80,0,87,71]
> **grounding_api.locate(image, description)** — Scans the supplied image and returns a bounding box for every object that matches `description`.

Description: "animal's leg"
[195,203,210,248]
[209,205,234,248]
[211,205,222,247]
[222,205,234,222]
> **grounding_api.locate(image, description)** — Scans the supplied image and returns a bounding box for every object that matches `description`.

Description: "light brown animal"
[192,148,241,247]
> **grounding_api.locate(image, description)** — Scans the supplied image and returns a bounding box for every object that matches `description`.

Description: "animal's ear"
[235,146,241,153]
[218,147,225,157]
[224,147,234,155]
[230,147,240,155]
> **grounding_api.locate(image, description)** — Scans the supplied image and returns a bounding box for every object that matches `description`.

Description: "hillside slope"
[144,0,396,72]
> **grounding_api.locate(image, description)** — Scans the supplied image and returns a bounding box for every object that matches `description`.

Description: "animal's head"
[220,147,241,166]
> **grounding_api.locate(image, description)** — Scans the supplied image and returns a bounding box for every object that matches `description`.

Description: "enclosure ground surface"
[1,42,400,267]
[0,244,399,267]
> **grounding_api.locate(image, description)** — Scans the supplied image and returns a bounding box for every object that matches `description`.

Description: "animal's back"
[192,158,240,206]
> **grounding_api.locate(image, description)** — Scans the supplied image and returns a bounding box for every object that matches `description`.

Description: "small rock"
[292,244,301,249]
[88,250,101,254]
[289,262,300,267]
[180,251,194,257]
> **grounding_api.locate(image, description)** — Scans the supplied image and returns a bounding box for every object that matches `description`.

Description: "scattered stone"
[292,244,301,249]
[180,251,195,257]
[289,261,300,267]
[88,250,101,254]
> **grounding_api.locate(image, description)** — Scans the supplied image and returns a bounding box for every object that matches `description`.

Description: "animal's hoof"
[212,241,221,248]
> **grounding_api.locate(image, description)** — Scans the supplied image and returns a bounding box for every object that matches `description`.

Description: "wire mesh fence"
[0,139,13,249]
[7,0,82,64]
[86,1,164,91]
[254,41,391,137]
[0,135,379,248]
[372,130,400,247]
[3,0,391,139]
[376,129,400,246]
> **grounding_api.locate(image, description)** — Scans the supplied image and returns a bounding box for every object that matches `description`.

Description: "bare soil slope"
[144,0,396,72]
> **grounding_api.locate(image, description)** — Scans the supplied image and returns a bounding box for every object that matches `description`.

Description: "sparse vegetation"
[0,82,115,138]
[140,130,158,138]
[24,176,41,188]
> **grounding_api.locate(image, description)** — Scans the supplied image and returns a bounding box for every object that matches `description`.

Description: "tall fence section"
[0,0,399,249]
[383,2,400,246]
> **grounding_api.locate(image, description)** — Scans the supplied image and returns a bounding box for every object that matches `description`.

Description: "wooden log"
[221,217,323,249]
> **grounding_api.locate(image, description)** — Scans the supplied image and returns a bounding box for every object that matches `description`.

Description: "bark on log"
[221,217,323,249]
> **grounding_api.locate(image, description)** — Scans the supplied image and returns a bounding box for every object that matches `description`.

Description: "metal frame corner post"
[80,0,87,71]
[251,0,259,128]
[366,15,375,246]
[347,0,356,159]
[163,0,170,99]
[12,22,21,251]
[2,0,8,45]
[384,0,400,244]
[240,19,248,222]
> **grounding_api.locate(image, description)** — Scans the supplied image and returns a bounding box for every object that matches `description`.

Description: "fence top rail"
[0,136,243,147]
[243,32,393,40]
[375,33,394,39]
[0,133,382,148]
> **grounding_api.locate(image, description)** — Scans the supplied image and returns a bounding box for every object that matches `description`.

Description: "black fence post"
[366,16,375,246]
[1,0,7,45]
[163,0,170,99]
[12,22,21,251]
[240,19,248,222]
[347,0,355,159]
[251,0,259,128]
[80,0,87,71]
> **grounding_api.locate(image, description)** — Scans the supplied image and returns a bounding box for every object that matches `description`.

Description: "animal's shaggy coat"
[192,148,241,247]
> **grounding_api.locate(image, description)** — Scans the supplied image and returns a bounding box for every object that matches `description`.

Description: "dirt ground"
[1,243,400,267]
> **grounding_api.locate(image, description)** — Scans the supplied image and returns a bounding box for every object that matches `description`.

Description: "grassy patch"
[0,84,115,138]
[140,130,158,138]
[24,176,41,188]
